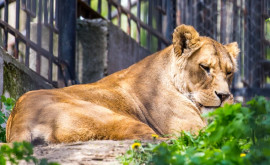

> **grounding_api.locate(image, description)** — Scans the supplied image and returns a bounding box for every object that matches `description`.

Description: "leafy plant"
[0,142,59,165]
[119,96,270,165]
[0,95,15,142]
[0,96,59,164]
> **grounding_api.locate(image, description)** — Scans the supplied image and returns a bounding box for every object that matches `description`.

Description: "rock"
[32,140,134,165]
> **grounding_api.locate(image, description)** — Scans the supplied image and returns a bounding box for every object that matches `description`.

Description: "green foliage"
[0,142,59,165]
[119,96,270,165]
[0,96,59,164]
[118,141,156,165]
[0,95,15,142]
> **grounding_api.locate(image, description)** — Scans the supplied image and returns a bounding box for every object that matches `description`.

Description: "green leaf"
[0,95,6,102]
[0,156,6,165]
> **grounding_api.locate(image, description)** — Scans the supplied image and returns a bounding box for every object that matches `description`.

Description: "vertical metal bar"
[166,0,176,41]
[3,0,8,50]
[55,0,59,29]
[244,0,249,94]
[127,0,131,35]
[58,0,77,85]
[136,0,141,43]
[32,0,37,17]
[48,0,54,82]
[232,0,237,42]
[44,0,48,24]
[14,0,21,59]
[25,2,31,67]
[240,0,244,79]
[108,1,112,21]
[118,0,121,27]
[196,0,203,33]
[232,0,237,90]
[244,1,263,98]
[212,0,218,39]
[181,0,185,24]
[190,0,193,26]
[220,0,227,43]
[260,0,264,87]
[192,0,196,28]
[187,0,191,25]
[22,0,26,6]
[88,0,91,7]
[147,0,152,50]
[98,0,101,13]
[36,0,43,74]
[157,0,162,50]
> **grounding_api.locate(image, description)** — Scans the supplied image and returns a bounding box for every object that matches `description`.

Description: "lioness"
[6,25,239,143]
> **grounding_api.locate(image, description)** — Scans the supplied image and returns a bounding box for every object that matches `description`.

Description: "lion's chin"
[197,103,221,115]
[200,106,216,115]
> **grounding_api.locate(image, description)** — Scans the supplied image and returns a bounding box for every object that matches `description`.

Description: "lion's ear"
[172,25,201,56]
[225,42,240,59]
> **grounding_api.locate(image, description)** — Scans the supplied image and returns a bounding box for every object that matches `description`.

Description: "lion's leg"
[49,104,157,142]
[7,99,157,144]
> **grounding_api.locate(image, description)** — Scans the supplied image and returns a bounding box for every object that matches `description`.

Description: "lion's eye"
[227,71,232,76]
[200,64,210,74]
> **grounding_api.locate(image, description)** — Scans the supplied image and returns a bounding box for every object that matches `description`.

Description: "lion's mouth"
[186,94,221,110]
[198,103,221,109]
[198,103,222,114]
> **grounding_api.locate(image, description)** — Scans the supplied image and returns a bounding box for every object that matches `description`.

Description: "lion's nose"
[215,91,230,103]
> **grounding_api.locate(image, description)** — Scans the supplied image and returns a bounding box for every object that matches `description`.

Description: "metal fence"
[87,0,270,100]
[80,0,175,52]
[1,0,270,100]
[177,0,270,101]
[0,0,77,87]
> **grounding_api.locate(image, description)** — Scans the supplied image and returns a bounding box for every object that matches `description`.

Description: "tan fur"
[6,25,239,143]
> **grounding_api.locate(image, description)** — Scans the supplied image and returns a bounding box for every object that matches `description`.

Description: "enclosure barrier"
[79,0,175,51]
[177,0,270,100]
[0,0,77,87]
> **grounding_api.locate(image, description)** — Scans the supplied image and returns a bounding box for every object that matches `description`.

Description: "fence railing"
[80,0,175,52]
[0,0,77,87]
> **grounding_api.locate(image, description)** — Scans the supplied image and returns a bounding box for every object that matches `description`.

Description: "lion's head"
[172,25,239,113]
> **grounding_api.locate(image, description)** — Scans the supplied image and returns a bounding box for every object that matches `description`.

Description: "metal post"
[244,0,263,99]
[136,0,141,44]
[58,0,77,86]
[3,0,8,50]
[15,0,20,59]
[166,0,176,41]
[147,0,152,50]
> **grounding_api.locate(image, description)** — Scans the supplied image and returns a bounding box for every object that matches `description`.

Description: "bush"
[0,95,15,142]
[119,96,270,165]
[0,142,59,165]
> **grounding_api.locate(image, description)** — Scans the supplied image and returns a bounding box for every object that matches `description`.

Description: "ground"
[31,140,134,165]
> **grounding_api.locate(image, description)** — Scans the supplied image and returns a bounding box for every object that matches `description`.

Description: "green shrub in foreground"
[119,96,270,165]
[0,141,59,165]
[0,95,15,142]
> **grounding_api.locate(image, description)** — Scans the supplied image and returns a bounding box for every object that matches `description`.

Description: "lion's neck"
[169,50,189,94]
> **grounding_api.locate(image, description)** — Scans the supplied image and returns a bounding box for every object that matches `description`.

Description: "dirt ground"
[31,140,135,165]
